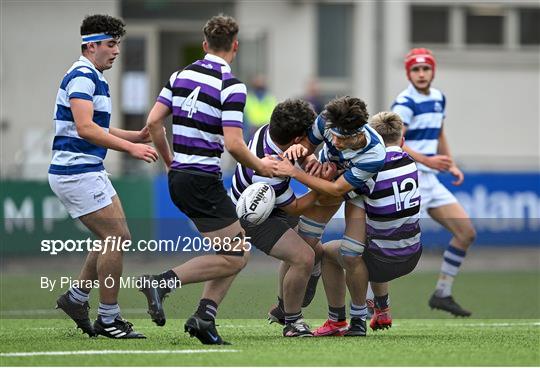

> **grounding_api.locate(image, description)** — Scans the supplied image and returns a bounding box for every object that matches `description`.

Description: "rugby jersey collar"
[264,127,283,154]
[386,146,403,153]
[204,54,231,71]
[408,83,433,99]
[78,56,103,77]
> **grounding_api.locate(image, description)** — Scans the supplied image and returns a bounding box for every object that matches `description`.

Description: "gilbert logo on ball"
[236,182,276,225]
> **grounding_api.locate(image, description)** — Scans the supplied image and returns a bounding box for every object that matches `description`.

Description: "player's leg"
[340,202,369,336]
[312,240,348,336]
[369,281,392,331]
[78,195,145,338]
[428,201,475,317]
[297,203,342,307]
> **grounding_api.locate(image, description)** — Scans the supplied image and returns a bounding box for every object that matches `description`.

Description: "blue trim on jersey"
[60,69,110,97]
[391,96,415,111]
[359,126,383,154]
[413,100,445,115]
[52,136,107,158]
[405,128,441,141]
[307,115,325,145]
[48,163,104,175]
[68,92,93,101]
[353,158,385,173]
[55,105,110,128]
[343,170,370,190]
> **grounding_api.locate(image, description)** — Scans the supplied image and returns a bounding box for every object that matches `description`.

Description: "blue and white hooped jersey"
[391,84,446,173]
[49,56,111,175]
[307,113,386,193]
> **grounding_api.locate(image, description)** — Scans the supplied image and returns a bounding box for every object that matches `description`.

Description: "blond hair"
[369,112,404,145]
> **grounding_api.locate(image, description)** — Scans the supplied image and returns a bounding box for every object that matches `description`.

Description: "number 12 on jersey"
[391,178,420,211]
[182,86,201,118]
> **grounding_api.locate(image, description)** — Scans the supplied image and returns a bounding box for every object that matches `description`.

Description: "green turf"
[1,267,539,365]
[1,270,539,319]
[1,318,539,366]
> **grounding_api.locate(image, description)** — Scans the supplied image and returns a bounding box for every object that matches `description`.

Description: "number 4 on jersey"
[182,86,201,118]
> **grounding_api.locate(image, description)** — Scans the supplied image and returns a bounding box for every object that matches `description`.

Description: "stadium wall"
[2,173,538,255]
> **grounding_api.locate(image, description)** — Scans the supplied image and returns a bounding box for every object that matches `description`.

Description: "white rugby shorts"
[418,171,457,216]
[48,170,117,218]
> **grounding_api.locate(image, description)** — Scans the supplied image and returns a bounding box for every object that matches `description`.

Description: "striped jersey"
[307,113,386,191]
[357,146,421,261]
[391,84,446,173]
[231,125,295,207]
[157,54,246,175]
[49,56,111,175]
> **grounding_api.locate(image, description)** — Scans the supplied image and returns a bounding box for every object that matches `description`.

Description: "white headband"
[81,33,114,45]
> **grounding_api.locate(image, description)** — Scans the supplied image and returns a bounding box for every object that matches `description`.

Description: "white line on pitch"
[1,349,240,357]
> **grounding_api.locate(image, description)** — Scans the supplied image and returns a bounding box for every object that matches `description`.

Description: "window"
[317,3,353,78]
[519,8,540,45]
[466,9,504,45]
[410,6,450,44]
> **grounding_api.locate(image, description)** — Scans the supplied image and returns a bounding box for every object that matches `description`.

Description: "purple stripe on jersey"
[172,106,221,126]
[171,162,220,173]
[277,194,295,207]
[222,72,233,80]
[222,121,243,128]
[366,220,419,238]
[173,79,221,100]
[226,93,247,103]
[173,135,223,151]
[364,202,399,216]
[272,180,289,192]
[386,151,405,161]
[235,169,249,187]
[157,96,172,108]
[231,184,241,199]
[375,171,419,192]
[369,242,421,258]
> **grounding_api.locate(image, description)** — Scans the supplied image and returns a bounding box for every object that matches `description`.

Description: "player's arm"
[437,124,464,185]
[146,101,174,169]
[71,99,158,163]
[109,126,151,143]
[402,124,452,171]
[280,190,319,217]
[223,127,277,177]
[275,157,353,197]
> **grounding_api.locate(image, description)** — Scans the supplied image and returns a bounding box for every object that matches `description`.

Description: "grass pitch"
[1,318,538,366]
[1,263,539,366]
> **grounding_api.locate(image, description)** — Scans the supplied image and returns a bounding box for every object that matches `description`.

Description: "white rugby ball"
[236,182,276,225]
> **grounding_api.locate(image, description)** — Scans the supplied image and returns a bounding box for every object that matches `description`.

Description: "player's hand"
[424,155,453,171]
[128,143,158,163]
[449,165,464,186]
[304,159,322,177]
[275,155,296,178]
[257,155,279,178]
[136,126,152,143]
[284,144,308,161]
[321,162,338,181]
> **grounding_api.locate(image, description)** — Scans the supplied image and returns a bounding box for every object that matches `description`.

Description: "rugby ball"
[236,182,276,225]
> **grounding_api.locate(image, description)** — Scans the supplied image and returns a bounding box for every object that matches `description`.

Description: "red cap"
[404,48,436,79]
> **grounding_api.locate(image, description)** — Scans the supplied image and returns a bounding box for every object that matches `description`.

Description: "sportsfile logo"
[249,185,269,211]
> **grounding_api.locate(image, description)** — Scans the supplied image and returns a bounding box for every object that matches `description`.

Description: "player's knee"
[456,224,476,246]
[294,246,315,272]
[298,216,325,243]
[339,236,365,270]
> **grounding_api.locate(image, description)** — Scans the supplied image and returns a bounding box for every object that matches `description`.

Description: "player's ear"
[202,40,209,53]
[400,136,405,147]
[232,39,239,52]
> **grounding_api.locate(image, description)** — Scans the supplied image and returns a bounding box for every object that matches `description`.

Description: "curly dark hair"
[80,14,126,51]
[203,14,239,52]
[323,96,369,135]
[269,99,316,146]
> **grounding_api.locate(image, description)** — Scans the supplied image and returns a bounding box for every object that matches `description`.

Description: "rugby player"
[138,14,277,345]
[231,98,337,337]
[391,48,475,317]
[271,96,386,336]
[51,14,155,339]
[312,112,422,336]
